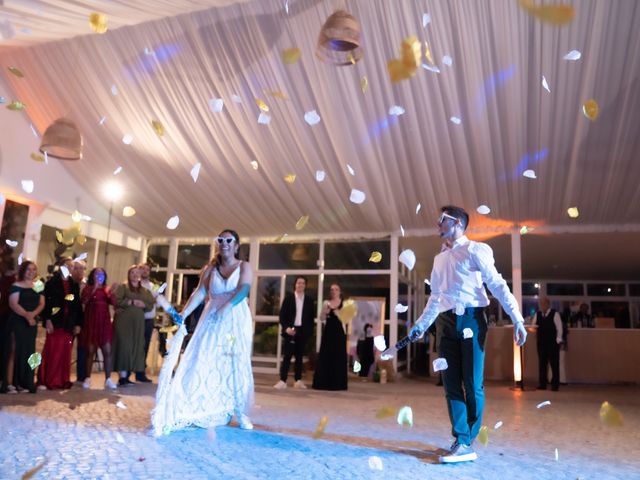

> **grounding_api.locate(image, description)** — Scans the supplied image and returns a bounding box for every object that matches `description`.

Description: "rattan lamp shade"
[316,10,363,66]
[39,117,83,160]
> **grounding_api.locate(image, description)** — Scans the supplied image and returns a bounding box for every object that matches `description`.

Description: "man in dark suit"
[274,276,315,389]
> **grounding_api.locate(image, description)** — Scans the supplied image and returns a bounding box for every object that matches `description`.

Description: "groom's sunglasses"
[216,237,235,245]
[437,212,459,225]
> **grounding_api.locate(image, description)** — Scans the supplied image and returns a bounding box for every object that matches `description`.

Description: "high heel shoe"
[237,414,253,430]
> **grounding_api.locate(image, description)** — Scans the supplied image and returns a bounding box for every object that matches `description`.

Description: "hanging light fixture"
[39,117,83,160]
[316,10,363,66]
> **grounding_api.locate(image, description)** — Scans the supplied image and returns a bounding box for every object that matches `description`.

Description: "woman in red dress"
[80,268,117,390]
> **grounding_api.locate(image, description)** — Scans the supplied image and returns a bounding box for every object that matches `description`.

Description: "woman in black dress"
[312,283,347,391]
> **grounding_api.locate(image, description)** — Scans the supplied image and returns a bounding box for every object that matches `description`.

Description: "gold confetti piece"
[375,405,395,419]
[336,299,357,324]
[519,0,574,25]
[89,12,108,33]
[21,458,47,479]
[312,415,329,439]
[477,425,489,446]
[27,352,41,370]
[347,52,356,65]
[582,99,599,120]
[387,36,422,83]
[55,231,63,243]
[599,401,624,427]
[151,119,164,136]
[159,325,178,334]
[122,206,136,217]
[520,225,532,235]
[64,294,75,301]
[275,233,288,243]
[282,47,301,65]
[256,98,269,112]
[567,207,579,218]
[8,66,24,78]
[265,90,289,100]
[361,76,368,93]
[30,152,44,162]
[6,100,25,111]
[250,160,259,170]
[369,251,382,263]
[284,174,296,184]
[424,41,434,65]
[76,234,87,245]
[295,215,309,230]
[397,406,413,427]
[51,307,60,315]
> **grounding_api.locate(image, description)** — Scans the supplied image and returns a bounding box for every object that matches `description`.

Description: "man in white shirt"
[410,206,527,464]
[531,296,563,391]
[137,262,157,383]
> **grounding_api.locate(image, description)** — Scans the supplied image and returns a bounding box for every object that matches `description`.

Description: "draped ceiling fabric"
[1,0,640,243]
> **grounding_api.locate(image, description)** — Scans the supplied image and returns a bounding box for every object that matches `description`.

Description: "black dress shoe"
[119,378,134,387]
[135,375,152,383]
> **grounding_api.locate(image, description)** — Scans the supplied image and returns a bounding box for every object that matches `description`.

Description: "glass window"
[324,240,390,269]
[253,322,279,355]
[629,284,640,297]
[591,301,630,328]
[149,270,167,285]
[180,274,200,303]
[522,282,540,296]
[177,244,210,270]
[259,242,319,269]
[147,244,169,268]
[324,274,390,318]
[546,283,584,296]
[238,243,250,262]
[587,284,626,296]
[256,276,281,316]
[284,275,319,306]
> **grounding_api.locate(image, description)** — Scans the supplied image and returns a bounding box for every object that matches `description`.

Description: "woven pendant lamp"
[39,117,83,160]
[316,10,363,66]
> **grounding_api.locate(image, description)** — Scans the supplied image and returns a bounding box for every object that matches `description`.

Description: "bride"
[151,229,255,436]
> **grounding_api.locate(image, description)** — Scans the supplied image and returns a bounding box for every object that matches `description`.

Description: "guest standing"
[532,297,563,391]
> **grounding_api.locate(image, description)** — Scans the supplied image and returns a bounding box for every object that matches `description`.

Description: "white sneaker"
[82,378,91,389]
[104,378,117,390]
[6,385,17,394]
[293,380,307,389]
[237,414,253,430]
[273,380,287,390]
[37,385,47,391]
[439,443,477,463]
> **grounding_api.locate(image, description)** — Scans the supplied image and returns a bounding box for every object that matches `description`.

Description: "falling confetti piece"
[8,66,24,77]
[7,100,26,111]
[520,225,532,235]
[347,164,355,176]
[55,231,63,243]
[258,112,271,125]
[422,63,441,73]
[397,406,413,427]
[209,98,224,113]
[373,335,387,352]
[424,41,434,65]
[582,99,599,120]
[89,12,108,33]
[144,47,154,56]
[158,282,168,294]
[463,328,474,339]
[395,303,409,313]
[151,120,164,136]
[541,75,551,93]
[18,253,24,265]
[276,233,288,243]
[304,110,321,126]
[442,55,453,66]
[284,0,290,14]
[256,98,269,112]
[450,116,461,125]
[73,253,88,262]
[71,210,82,223]
[190,163,202,182]
[231,94,242,104]
[250,161,259,170]
[388,105,405,116]
[555,448,559,461]
[27,352,41,370]
[477,205,491,215]
[99,116,107,125]
[64,294,75,301]
[369,251,382,263]
[21,180,34,193]
[116,400,127,409]
[76,234,87,245]
[295,215,310,230]
[166,216,180,230]
[368,456,384,471]
[388,36,421,83]
[349,189,366,204]
[523,169,537,179]
[353,360,362,373]
[312,416,329,439]
[122,134,133,145]
[519,0,575,25]
[567,207,579,218]
[400,225,405,237]
[424,278,430,285]
[361,76,368,93]
[110,84,118,96]
[422,13,431,27]
[21,458,47,479]
[29,124,39,138]
[5,239,18,247]
[536,400,551,409]
[433,358,448,372]
[282,47,301,64]
[563,49,581,61]
[284,174,296,184]
[399,249,416,270]
[415,203,421,214]
[315,170,325,182]
[60,265,70,279]
[115,432,125,444]
[0,97,5,104]
[122,206,136,217]
[265,90,289,100]
[375,406,395,419]
[494,421,503,429]
[599,401,624,427]
[478,426,489,446]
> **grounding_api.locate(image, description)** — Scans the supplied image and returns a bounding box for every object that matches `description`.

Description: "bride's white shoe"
[237,414,253,430]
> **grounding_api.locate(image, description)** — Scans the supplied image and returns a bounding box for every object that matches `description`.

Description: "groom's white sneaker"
[273,380,287,390]
[293,380,307,389]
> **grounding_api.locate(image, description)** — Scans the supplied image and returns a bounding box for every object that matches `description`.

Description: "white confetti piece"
[110,84,118,96]
[399,249,416,270]
[433,358,448,372]
[122,206,136,217]
[563,50,581,61]
[494,421,503,430]
[60,265,70,279]
[424,278,430,285]
[442,55,453,66]
[477,205,491,215]
[250,161,259,170]
[284,0,290,14]
[144,47,154,56]
[349,189,366,204]
[373,335,387,352]
[166,215,180,230]
[422,63,441,73]
[523,169,537,179]
[190,163,201,182]
[29,123,39,137]
[541,75,551,93]
[21,180,34,193]
[347,164,355,176]
[98,116,107,126]
[422,13,431,28]
[368,456,384,471]
[415,203,421,214]
[567,207,579,218]
[353,360,361,373]
[231,94,242,104]
[122,134,133,145]
[0,19,16,40]
[388,105,405,116]
[394,303,409,313]
[455,305,465,315]
[450,116,461,125]
[304,110,321,125]
[17,253,24,265]
[73,253,88,262]
[158,282,168,294]
[463,328,474,339]
[113,166,122,175]
[44,151,48,164]
[209,98,224,113]
[400,225,405,237]
[116,400,127,409]
[115,432,125,444]
[555,448,559,461]
[536,400,551,409]
[315,170,326,182]
[397,406,413,427]
[5,239,18,248]
[258,112,271,125]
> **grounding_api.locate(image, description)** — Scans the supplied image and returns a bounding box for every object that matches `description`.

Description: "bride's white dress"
[151,264,254,436]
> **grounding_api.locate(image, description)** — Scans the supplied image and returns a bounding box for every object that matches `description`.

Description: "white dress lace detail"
[151,264,254,436]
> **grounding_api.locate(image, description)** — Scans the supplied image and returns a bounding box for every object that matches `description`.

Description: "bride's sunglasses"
[216,237,235,245]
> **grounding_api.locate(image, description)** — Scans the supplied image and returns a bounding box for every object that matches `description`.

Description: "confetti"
[567,207,579,218]
[209,98,224,113]
[250,161,259,170]
[89,12,108,33]
[541,75,551,93]
[295,215,309,230]
[415,203,421,214]
[554,448,559,461]
[399,249,416,270]
[0,20,16,41]
[284,174,296,184]
[373,335,387,352]
[158,283,168,294]
[563,50,581,61]
[536,400,551,409]
[33,280,45,293]
[477,426,489,446]
[256,98,269,112]
[422,13,431,28]
[258,112,271,125]
[395,303,409,313]
[190,163,202,182]
[388,36,421,83]
[424,41,434,65]
[400,225,405,237]
[369,251,382,263]
[284,0,290,14]
[422,63,441,73]
[60,265,70,279]
[520,226,532,235]
[282,47,301,64]
[21,180,34,193]
[20,458,47,479]
[442,55,453,66]
[523,169,537,179]
[315,170,325,182]
[29,124,39,138]
[17,253,24,265]
[64,294,75,301]
[312,416,329,439]
[151,120,164,136]
[7,100,26,111]
[424,278,430,285]
[397,406,413,427]
[76,234,87,245]
[336,299,358,324]
[388,105,405,116]
[231,94,242,104]
[494,421,503,429]
[599,401,624,427]
[304,110,321,126]
[122,134,133,145]
[433,358,448,372]
[582,99,599,120]
[349,189,366,204]
[0,97,5,105]
[450,116,461,125]
[519,0,575,25]
[55,231,63,243]
[27,352,41,370]
[71,210,82,223]
[265,90,289,100]
[116,400,127,409]
[5,239,18,247]
[110,84,118,96]
[8,66,24,77]
[375,405,395,419]
[353,360,362,373]
[477,205,491,215]
[361,76,368,93]
[122,206,136,217]
[166,216,180,230]
[112,167,123,177]
[73,253,88,262]
[463,328,474,339]
[50,307,61,316]
[347,164,355,176]
[368,456,384,471]
[115,432,125,443]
